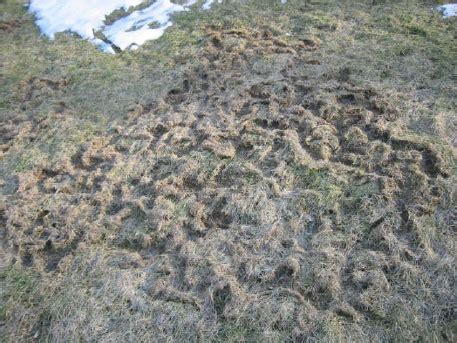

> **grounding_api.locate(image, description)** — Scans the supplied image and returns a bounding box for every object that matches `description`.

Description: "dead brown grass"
[1,0,456,342]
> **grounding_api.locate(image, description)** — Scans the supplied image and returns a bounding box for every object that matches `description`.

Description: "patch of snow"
[202,0,222,10]
[103,0,197,51]
[203,0,286,9]
[29,0,288,53]
[437,4,457,18]
[29,0,144,40]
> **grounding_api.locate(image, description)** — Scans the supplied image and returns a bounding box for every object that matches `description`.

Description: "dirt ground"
[1,0,456,341]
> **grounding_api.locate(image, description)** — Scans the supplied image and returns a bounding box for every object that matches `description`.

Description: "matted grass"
[1,0,456,341]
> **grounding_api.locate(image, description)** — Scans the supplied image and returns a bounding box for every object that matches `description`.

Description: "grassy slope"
[1,0,456,341]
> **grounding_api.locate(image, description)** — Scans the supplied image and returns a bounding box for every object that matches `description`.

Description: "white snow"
[28,0,288,53]
[29,0,144,40]
[203,0,285,9]
[103,0,197,51]
[203,0,222,10]
[437,4,457,18]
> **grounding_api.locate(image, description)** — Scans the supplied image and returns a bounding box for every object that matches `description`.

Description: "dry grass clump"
[1,0,456,341]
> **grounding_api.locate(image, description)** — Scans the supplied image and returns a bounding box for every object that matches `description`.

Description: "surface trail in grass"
[2,0,456,341]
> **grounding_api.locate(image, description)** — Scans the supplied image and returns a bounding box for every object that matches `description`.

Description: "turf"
[1,0,456,341]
